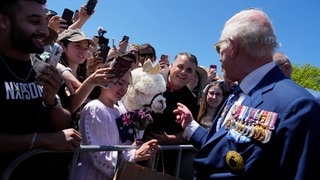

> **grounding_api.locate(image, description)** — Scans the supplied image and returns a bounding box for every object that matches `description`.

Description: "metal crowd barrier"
[1,144,195,180]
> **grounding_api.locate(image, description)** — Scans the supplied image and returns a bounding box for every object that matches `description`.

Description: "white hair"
[221,8,279,60]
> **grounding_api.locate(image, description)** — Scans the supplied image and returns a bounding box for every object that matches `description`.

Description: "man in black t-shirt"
[0,1,82,179]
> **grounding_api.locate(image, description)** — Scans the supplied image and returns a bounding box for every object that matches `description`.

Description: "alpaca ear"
[142,59,160,74]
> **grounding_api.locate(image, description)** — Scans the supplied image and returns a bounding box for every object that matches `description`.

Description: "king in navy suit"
[174,8,320,180]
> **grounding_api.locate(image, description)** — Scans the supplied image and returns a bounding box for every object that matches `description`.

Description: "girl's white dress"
[74,100,134,180]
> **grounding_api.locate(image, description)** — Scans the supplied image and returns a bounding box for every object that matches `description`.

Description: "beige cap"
[57,29,96,47]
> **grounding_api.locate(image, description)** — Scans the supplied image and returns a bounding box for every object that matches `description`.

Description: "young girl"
[197,81,228,129]
[57,28,114,129]
[75,70,158,180]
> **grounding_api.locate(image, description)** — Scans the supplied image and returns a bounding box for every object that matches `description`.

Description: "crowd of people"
[1,0,320,180]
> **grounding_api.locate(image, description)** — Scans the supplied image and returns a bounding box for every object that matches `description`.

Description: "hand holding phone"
[86,0,98,15]
[112,38,116,49]
[61,8,74,28]
[210,64,217,69]
[122,35,129,42]
[99,44,110,62]
[102,56,133,88]
[160,54,169,63]
[209,64,217,73]
[31,54,48,76]
[49,43,63,67]
[108,56,133,79]
[159,54,169,67]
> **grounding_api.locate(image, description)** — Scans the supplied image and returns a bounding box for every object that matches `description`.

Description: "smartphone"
[108,56,133,78]
[86,0,98,15]
[49,43,63,67]
[99,44,110,62]
[160,54,169,62]
[61,8,74,27]
[122,35,129,42]
[112,38,116,49]
[210,64,217,69]
[72,10,79,22]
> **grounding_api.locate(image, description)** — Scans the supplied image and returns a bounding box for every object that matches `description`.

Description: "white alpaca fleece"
[122,67,167,113]
[132,69,166,95]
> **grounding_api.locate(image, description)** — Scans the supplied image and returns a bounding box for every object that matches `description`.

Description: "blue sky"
[47,0,320,74]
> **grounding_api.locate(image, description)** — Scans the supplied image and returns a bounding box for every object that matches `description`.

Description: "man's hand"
[173,102,194,129]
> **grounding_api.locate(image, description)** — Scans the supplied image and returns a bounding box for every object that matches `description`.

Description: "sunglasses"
[139,53,154,58]
[214,39,229,54]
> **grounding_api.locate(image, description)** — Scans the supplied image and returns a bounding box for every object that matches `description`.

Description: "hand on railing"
[134,139,158,161]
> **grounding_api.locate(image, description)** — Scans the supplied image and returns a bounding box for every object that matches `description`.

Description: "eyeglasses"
[214,39,229,54]
[139,53,154,58]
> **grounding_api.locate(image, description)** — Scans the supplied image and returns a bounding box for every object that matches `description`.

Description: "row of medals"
[224,104,278,172]
[225,104,278,143]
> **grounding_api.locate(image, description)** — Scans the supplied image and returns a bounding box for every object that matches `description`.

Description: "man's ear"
[0,13,9,30]
[228,37,239,57]
[283,62,292,74]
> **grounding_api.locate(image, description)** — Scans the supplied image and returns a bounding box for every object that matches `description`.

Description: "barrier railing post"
[1,145,195,180]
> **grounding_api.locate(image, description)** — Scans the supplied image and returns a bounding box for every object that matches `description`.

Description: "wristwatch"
[42,94,62,108]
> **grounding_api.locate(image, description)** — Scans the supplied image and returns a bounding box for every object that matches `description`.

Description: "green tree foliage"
[292,64,320,91]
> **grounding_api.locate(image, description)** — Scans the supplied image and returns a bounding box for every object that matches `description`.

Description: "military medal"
[225,118,234,129]
[225,105,278,144]
[226,150,244,172]
[262,129,271,143]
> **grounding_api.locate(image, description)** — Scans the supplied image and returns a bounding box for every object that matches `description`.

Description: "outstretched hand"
[134,139,158,161]
[173,102,194,129]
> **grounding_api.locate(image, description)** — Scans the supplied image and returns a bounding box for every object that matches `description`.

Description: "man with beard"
[0,0,82,179]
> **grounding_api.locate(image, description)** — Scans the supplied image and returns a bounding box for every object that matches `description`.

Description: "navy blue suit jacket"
[190,67,320,179]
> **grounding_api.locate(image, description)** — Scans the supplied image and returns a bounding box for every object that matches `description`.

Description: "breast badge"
[226,150,244,172]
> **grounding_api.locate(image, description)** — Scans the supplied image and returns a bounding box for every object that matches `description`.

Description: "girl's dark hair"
[88,86,102,100]
[59,40,87,82]
[139,43,157,59]
[59,40,71,67]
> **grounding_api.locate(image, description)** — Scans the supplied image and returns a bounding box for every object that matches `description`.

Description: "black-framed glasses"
[214,39,229,54]
[139,53,154,58]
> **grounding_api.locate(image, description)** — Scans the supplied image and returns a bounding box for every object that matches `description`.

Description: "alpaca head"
[122,59,167,113]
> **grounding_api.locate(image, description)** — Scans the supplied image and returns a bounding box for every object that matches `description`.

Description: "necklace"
[0,54,33,82]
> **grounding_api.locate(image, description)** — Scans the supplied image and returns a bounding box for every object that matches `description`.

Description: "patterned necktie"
[216,85,242,131]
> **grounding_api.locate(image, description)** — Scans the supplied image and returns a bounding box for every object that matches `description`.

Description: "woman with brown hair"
[197,81,228,129]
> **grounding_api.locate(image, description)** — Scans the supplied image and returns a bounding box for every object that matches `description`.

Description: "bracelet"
[42,94,62,108]
[60,67,72,74]
[29,133,37,150]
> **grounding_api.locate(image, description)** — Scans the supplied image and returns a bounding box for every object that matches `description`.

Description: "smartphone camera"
[86,0,98,15]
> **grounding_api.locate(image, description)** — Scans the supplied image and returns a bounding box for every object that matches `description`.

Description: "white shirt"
[75,100,135,180]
